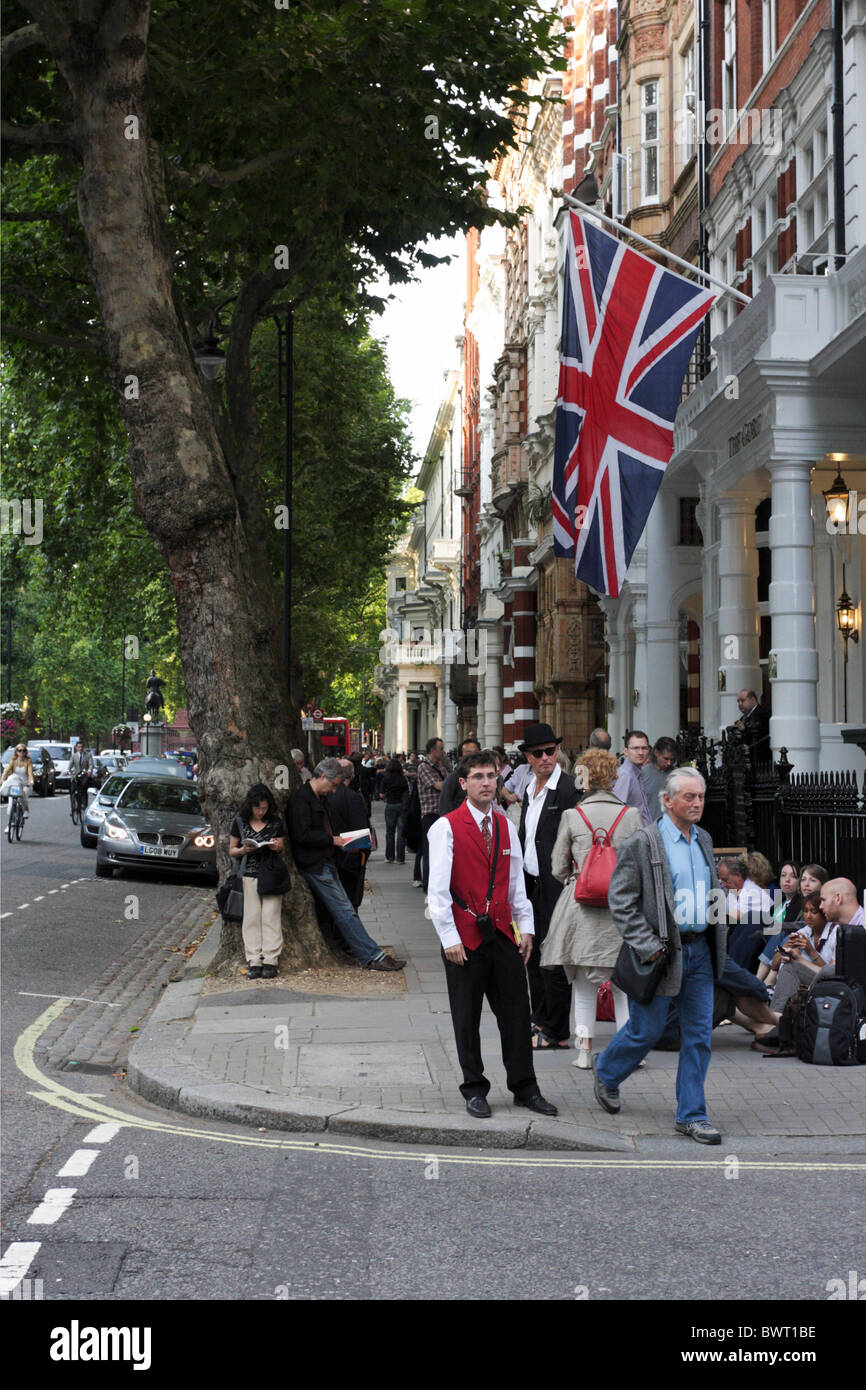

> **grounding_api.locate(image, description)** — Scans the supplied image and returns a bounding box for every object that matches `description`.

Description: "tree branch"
[17,0,71,50]
[3,324,103,353]
[166,142,312,191]
[1,118,78,155]
[1,23,47,70]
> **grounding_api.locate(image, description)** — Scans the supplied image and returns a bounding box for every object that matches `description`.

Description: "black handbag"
[256,848,292,898]
[611,831,670,1003]
[216,867,244,922]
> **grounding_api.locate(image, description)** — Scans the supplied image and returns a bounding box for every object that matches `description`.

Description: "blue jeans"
[384,802,405,862]
[300,865,383,967]
[597,936,715,1125]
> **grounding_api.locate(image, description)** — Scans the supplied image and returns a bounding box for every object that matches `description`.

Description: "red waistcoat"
[446,801,514,950]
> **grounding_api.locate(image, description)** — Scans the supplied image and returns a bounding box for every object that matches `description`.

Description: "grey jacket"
[607,821,726,997]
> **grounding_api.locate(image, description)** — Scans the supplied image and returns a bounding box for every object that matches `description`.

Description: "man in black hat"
[517,722,581,1048]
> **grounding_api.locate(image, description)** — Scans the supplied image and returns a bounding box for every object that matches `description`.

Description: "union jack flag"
[552,212,715,597]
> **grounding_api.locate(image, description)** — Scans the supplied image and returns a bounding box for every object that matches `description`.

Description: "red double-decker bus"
[320,716,351,758]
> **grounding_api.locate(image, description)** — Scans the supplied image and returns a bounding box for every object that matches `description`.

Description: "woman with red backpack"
[541,749,644,1069]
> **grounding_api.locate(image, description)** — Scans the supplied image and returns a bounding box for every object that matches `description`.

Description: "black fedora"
[518,722,563,752]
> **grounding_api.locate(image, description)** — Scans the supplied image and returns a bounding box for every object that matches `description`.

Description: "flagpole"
[555,191,752,307]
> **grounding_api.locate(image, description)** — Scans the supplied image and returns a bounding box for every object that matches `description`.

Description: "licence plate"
[138,845,180,859]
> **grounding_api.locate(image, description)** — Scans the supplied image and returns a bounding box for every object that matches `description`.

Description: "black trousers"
[524,871,572,1042]
[414,812,438,888]
[442,932,538,1100]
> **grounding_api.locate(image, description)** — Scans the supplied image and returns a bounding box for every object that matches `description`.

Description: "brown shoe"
[366,954,406,971]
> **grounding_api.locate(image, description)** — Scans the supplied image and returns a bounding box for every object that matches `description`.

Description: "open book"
[338,827,373,850]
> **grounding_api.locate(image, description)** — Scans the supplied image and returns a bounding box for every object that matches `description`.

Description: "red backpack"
[573,806,629,907]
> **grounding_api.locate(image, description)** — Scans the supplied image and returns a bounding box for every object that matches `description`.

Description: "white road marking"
[56,1149,100,1178]
[17,904,30,910]
[33,895,45,901]
[18,992,119,1007]
[82,1123,121,1144]
[48,889,59,894]
[27,1188,77,1225]
[60,883,69,888]
[0,912,11,920]
[0,1242,42,1294]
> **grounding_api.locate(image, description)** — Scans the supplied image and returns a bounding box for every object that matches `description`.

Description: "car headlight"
[105,819,128,840]
[193,832,215,848]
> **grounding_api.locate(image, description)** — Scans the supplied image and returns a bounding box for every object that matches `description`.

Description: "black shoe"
[592,1055,620,1114]
[261,965,277,980]
[247,965,263,979]
[465,1096,492,1118]
[515,1093,558,1117]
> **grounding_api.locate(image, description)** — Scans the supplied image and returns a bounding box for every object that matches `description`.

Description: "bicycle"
[6,783,25,842]
[69,774,89,826]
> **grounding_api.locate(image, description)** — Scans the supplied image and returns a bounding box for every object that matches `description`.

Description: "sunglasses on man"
[526,746,558,758]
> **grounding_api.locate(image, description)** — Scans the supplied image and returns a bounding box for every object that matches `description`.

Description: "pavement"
[127,804,866,1154]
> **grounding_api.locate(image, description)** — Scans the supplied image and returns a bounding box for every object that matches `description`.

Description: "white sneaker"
[412,879,423,888]
[573,1045,593,1069]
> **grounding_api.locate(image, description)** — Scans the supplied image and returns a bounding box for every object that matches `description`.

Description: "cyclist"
[2,743,34,828]
[68,741,95,813]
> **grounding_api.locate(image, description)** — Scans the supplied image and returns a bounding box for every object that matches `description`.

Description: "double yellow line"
[15,999,866,1171]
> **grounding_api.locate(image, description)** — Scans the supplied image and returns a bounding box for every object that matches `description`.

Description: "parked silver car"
[80,759,195,848]
[95,776,216,879]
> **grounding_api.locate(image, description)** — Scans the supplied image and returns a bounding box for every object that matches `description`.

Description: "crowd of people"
[229,721,864,1140]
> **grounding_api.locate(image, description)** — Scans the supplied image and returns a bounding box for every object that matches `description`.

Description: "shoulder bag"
[573,805,629,907]
[610,829,670,1003]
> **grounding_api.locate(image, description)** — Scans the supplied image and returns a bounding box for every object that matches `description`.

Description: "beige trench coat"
[539,790,644,982]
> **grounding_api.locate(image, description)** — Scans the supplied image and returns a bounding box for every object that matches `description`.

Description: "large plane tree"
[1,0,562,966]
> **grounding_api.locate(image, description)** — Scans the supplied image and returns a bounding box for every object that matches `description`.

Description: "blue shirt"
[659,812,712,931]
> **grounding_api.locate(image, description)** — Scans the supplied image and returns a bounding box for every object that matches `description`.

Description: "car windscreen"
[116,781,202,816]
[99,776,129,800]
[39,745,69,759]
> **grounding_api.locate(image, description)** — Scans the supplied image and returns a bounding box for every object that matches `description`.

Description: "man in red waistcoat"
[427,750,558,1119]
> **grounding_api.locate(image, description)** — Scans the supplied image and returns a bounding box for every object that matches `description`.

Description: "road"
[1,792,863,1339]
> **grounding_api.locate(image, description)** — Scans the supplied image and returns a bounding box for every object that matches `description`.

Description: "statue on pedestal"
[145,669,166,721]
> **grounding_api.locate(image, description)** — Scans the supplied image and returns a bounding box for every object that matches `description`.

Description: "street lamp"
[823,469,850,529]
[836,563,859,722]
[142,711,152,757]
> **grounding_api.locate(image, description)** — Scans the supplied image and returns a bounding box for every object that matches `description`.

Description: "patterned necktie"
[481,815,492,859]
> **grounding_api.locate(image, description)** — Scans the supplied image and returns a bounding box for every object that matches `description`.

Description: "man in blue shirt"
[592,768,728,1144]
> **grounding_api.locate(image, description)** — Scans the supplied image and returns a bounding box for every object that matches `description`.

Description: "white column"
[631,588,648,732]
[645,620,682,739]
[441,667,458,749]
[644,488,682,738]
[396,683,409,755]
[479,623,504,744]
[716,495,762,726]
[768,459,820,771]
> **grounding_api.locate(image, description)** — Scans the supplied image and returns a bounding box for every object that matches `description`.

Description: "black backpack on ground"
[836,923,866,992]
[796,978,866,1066]
[404,779,422,853]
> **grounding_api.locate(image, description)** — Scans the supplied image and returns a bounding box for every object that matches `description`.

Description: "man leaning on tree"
[287,758,405,972]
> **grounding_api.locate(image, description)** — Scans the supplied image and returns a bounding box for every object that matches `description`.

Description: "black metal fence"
[675,729,866,894]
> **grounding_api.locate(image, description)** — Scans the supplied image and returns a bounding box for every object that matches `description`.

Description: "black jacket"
[328,783,368,874]
[741,701,770,756]
[437,769,466,816]
[287,782,335,873]
[518,771,581,927]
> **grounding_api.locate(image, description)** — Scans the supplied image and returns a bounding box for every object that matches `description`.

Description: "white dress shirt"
[427,803,535,950]
[522,763,561,877]
[738,877,772,917]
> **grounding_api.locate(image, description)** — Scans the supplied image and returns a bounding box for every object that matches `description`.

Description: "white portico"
[602,248,866,774]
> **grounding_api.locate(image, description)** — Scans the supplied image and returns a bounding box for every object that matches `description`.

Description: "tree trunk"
[56,1,336,970]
